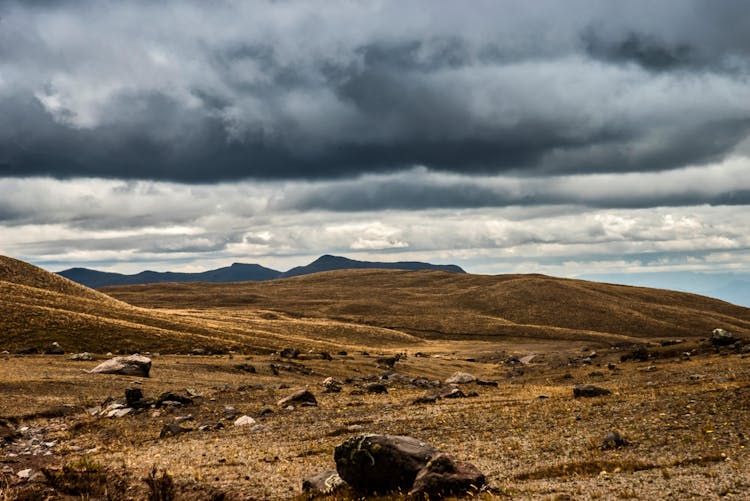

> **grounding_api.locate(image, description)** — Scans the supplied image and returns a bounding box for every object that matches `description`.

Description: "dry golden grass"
[2,256,750,499]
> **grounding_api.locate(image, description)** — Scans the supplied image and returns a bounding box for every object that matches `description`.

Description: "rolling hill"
[102,269,750,345]
[56,254,465,288]
[0,256,419,354]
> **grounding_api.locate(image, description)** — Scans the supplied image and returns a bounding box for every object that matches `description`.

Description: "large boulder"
[43,342,65,355]
[88,354,152,377]
[711,328,737,347]
[334,434,437,493]
[410,453,486,498]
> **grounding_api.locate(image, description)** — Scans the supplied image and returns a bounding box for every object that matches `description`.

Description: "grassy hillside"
[104,269,750,344]
[0,256,419,354]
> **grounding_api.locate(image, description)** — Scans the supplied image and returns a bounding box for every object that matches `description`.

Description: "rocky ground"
[1,336,749,500]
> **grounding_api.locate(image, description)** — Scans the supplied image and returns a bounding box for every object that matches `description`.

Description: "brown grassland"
[2,255,750,499]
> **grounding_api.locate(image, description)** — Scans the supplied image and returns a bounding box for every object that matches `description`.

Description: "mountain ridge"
[57,254,466,288]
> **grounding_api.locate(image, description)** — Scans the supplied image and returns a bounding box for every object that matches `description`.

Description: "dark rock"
[279,347,300,359]
[277,389,317,407]
[337,351,348,356]
[124,388,150,408]
[0,423,20,443]
[711,328,737,347]
[414,352,430,358]
[410,453,486,498]
[156,392,193,407]
[69,352,93,361]
[588,371,604,377]
[258,407,274,417]
[442,388,467,399]
[159,423,192,438]
[198,422,224,432]
[88,354,151,377]
[12,347,39,355]
[302,470,345,495]
[573,385,611,398]
[334,434,437,493]
[320,351,333,361]
[234,363,256,373]
[376,355,400,368]
[620,345,649,362]
[475,379,498,387]
[607,363,617,370]
[43,342,64,355]
[601,430,628,449]
[413,393,441,405]
[363,382,388,394]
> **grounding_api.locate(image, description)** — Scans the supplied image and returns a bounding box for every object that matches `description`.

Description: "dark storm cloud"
[0,0,749,183]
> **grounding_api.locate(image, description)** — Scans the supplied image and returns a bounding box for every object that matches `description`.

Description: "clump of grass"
[144,466,175,501]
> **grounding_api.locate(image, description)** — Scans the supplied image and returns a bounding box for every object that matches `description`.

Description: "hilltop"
[57,254,465,288]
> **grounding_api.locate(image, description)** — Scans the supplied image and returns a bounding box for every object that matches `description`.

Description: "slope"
[1,256,418,354]
[103,269,750,345]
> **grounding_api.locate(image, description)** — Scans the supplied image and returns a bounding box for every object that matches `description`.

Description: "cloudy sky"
[1,0,750,293]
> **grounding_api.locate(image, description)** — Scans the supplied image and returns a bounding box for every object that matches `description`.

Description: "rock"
[322,377,343,393]
[475,379,498,387]
[410,453,486,498]
[277,389,317,408]
[573,385,611,398]
[601,431,627,449]
[88,354,152,377]
[107,407,133,418]
[445,372,476,384]
[334,434,437,493]
[155,391,193,407]
[125,387,149,408]
[12,347,39,355]
[198,422,224,432]
[234,363,256,373]
[518,354,537,365]
[620,345,649,362]
[43,342,64,355]
[711,328,737,347]
[363,382,388,394]
[159,423,192,438]
[607,363,617,370]
[234,415,257,427]
[223,406,238,419]
[442,388,467,399]
[376,355,401,368]
[17,468,32,479]
[0,423,20,443]
[69,352,93,361]
[279,347,300,359]
[302,470,346,495]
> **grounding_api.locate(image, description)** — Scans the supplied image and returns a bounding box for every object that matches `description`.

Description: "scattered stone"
[322,377,343,393]
[620,345,649,362]
[475,379,498,387]
[125,387,150,408]
[536,394,551,399]
[156,391,193,407]
[12,347,39,355]
[17,468,32,479]
[234,415,257,427]
[107,407,133,418]
[334,434,437,493]
[234,363,256,373]
[363,382,388,394]
[302,470,346,495]
[588,371,604,377]
[258,407,274,417]
[69,352,93,361]
[601,431,628,449]
[442,388,467,399]
[0,423,20,443]
[414,352,430,358]
[198,422,224,432]
[174,414,194,424]
[88,354,152,377]
[191,348,206,355]
[410,453,486,498]
[607,363,617,370]
[573,385,611,398]
[43,342,64,355]
[160,423,192,438]
[223,406,238,419]
[445,372,476,384]
[277,389,318,408]
[519,354,537,365]
[337,350,348,356]
[279,347,300,359]
[376,355,401,368]
[711,328,737,347]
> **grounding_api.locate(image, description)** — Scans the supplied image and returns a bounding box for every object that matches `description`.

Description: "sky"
[1,0,750,299]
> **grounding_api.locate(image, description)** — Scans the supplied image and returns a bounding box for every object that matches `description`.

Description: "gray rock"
[334,434,437,493]
[88,354,151,377]
[445,372,476,384]
[363,382,388,394]
[277,389,317,408]
[322,377,343,393]
[410,453,486,498]
[573,384,611,398]
[302,470,346,495]
[159,423,191,438]
[69,352,93,361]
[601,431,627,449]
[234,415,256,427]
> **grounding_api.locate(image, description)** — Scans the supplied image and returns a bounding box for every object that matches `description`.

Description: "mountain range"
[58,254,466,288]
